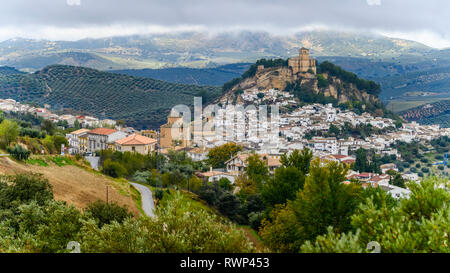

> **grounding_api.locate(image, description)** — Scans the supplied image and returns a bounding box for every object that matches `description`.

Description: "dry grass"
[0,157,140,216]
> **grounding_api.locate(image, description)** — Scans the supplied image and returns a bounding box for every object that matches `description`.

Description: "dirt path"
[0,157,140,216]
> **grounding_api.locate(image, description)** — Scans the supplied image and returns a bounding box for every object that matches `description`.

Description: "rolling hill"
[0,52,120,72]
[0,66,24,75]
[0,65,222,129]
[111,63,252,86]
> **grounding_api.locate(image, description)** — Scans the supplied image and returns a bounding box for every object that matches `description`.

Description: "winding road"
[130,183,156,218]
[84,156,100,171]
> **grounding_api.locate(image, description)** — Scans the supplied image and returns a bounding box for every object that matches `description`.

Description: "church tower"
[288,47,317,75]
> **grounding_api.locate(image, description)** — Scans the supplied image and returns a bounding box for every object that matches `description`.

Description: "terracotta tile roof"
[89,128,117,136]
[332,154,347,159]
[359,173,372,178]
[225,153,281,167]
[200,171,227,177]
[70,129,90,135]
[342,159,356,164]
[267,157,282,167]
[188,147,211,154]
[115,134,157,145]
[369,176,384,183]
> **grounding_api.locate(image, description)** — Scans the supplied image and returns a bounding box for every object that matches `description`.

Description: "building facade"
[114,134,157,155]
[87,128,127,153]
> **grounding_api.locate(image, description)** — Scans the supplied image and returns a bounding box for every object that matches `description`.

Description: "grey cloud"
[0,0,449,39]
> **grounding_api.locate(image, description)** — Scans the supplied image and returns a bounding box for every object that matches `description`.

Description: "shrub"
[132,170,151,183]
[102,159,127,178]
[85,201,133,228]
[218,177,232,191]
[317,74,329,88]
[198,184,221,206]
[248,211,265,231]
[154,189,164,201]
[0,173,53,208]
[8,144,31,161]
[217,191,241,219]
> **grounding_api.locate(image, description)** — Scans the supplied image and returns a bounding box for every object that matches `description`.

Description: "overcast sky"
[0,0,449,48]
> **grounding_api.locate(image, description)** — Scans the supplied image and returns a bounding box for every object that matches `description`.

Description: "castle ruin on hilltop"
[288,47,317,74]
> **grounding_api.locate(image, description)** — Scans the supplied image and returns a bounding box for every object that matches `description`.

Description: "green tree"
[354,148,369,173]
[207,143,242,168]
[261,166,304,207]
[293,160,361,241]
[303,176,449,253]
[280,149,313,174]
[0,119,19,147]
[74,119,81,130]
[328,124,340,136]
[40,120,55,135]
[260,160,363,252]
[53,135,69,153]
[245,154,269,186]
[391,173,406,188]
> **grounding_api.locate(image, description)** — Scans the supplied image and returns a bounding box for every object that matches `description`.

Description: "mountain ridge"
[0,31,440,72]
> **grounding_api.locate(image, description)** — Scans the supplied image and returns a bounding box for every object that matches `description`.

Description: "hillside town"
[1,49,448,201]
[2,50,450,201]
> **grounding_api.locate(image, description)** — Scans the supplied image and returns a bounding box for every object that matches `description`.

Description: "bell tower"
[300,47,310,60]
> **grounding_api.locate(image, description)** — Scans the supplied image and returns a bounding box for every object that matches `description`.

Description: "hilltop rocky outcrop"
[220,65,380,107]
[219,48,383,113]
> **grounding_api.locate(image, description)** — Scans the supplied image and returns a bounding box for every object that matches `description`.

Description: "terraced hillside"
[400,100,450,127]
[0,65,221,129]
[111,63,252,86]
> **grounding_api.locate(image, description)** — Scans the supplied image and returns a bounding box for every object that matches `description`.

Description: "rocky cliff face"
[220,65,380,106]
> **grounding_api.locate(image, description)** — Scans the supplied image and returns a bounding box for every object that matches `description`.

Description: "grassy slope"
[0,155,141,216]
